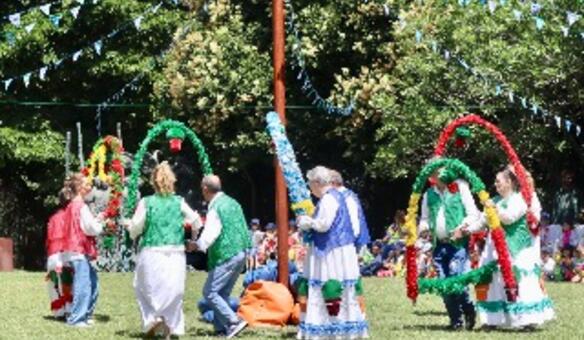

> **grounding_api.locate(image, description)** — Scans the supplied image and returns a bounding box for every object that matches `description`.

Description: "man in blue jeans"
[188,175,252,338]
[419,169,480,330]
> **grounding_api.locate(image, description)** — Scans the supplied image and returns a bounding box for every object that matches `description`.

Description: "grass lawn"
[1,271,582,339]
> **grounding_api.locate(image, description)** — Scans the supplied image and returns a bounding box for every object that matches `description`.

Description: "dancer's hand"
[296,215,312,231]
[186,240,198,252]
[451,228,464,241]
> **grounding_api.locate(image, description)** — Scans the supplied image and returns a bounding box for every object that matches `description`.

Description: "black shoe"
[464,308,477,330]
[446,323,463,331]
[480,324,497,332]
[522,324,537,332]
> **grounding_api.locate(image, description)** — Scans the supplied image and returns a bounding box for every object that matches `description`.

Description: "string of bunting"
[94,19,196,136]
[412,28,583,139]
[457,1,583,41]
[0,1,163,92]
[283,0,354,116]
[2,0,98,46]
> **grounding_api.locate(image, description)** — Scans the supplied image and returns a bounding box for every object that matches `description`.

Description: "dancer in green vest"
[188,174,251,338]
[125,162,202,338]
[418,167,481,330]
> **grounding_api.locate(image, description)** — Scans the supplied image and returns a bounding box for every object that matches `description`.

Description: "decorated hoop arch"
[124,120,213,217]
[404,158,517,303]
[433,114,538,234]
[82,135,125,234]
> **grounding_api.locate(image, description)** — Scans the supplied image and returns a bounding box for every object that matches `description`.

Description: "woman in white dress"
[296,166,368,339]
[478,167,554,329]
[125,162,201,337]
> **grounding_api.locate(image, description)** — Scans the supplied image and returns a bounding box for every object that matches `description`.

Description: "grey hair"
[306,166,332,185]
[329,170,343,186]
[201,174,222,193]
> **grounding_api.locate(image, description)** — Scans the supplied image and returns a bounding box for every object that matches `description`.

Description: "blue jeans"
[433,242,474,327]
[203,251,246,333]
[67,258,99,325]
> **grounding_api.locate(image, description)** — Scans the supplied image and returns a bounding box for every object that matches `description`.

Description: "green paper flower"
[322,279,343,301]
[166,127,185,140]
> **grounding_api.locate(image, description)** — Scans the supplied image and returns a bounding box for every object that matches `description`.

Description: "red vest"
[62,200,98,260]
[46,208,67,256]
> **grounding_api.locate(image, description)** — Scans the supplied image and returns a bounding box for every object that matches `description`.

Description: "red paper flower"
[325,299,341,316]
[405,245,418,302]
[169,138,182,153]
[81,167,90,176]
[447,182,459,193]
[111,159,123,174]
[428,177,437,187]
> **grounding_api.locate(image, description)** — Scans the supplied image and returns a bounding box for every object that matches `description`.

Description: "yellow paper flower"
[292,199,315,216]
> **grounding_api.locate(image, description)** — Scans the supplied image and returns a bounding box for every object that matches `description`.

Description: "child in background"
[259,222,278,263]
[571,248,584,283]
[559,247,576,281]
[541,249,556,281]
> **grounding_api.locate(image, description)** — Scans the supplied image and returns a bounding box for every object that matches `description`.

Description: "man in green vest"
[419,168,480,331]
[188,174,252,338]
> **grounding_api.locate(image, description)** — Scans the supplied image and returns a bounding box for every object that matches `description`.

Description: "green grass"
[1,271,582,339]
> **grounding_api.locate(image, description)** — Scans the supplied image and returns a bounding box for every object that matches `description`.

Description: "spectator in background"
[360,241,384,277]
[552,169,580,226]
[541,249,556,281]
[259,222,277,263]
[382,210,406,261]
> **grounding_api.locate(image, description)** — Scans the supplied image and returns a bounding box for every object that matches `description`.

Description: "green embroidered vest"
[140,194,184,249]
[427,187,467,247]
[496,195,532,258]
[207,194,252,270]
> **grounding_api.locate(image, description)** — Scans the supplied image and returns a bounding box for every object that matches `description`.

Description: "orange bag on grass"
[237,280,294,327]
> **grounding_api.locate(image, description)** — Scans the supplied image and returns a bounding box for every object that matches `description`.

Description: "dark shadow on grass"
[93,314,111,323]
[42,315,66,323]
[114,330,179,339]
[413,310,448,316]
[398,324,544,334]
[187,327,297,339]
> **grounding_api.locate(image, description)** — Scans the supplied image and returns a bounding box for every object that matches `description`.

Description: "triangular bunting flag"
[94,40,103,55]
[153,3,162,13]
[565,120,572,132]
[561,26,569,37]
[5,32,16,46]
[513,10,522,21]
[49,14,62,27]
[531,103,538,115]
[535,17,545,30]
[9,13,21,27]
[40,4,52,16]
[508,91,514,103]
[72,50,83,62]
[458,59,469,70]
[495,85,502,95]
[383,4,390,16]
[70,6,81,19]
[76,0,86,4]
[4,79,13,91]
[25,23,36,33]
[488,1,497,13]
[431,41,438,53]
[554,116,561,129]
[23,72,32,88]
[133,16,143,30]
[577,126,582,137]
[54,59,64,67]
[39,66,48,80]
[444,50,450,60]
[499,0,507,5]
[521,97,527,108]
[531,3,542,15]
[415,30,422,43]
[567,11,581,27]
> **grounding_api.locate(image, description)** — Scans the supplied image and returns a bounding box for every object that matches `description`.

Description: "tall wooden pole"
[272,0,289,287]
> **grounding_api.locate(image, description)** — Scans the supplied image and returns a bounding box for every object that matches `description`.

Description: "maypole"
[272,0,289,287]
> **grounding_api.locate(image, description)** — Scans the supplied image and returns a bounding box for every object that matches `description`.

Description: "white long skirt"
[298,244,369,340]
[478,235,554,328]
[134,247,186,335]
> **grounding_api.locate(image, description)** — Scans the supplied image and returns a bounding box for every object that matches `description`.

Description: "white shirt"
[297,188,338,233]
[127,196,202,250]
[337,186,361,238]
[419,180,480,240]
[542,257,556,274]
[196,192,225,252]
